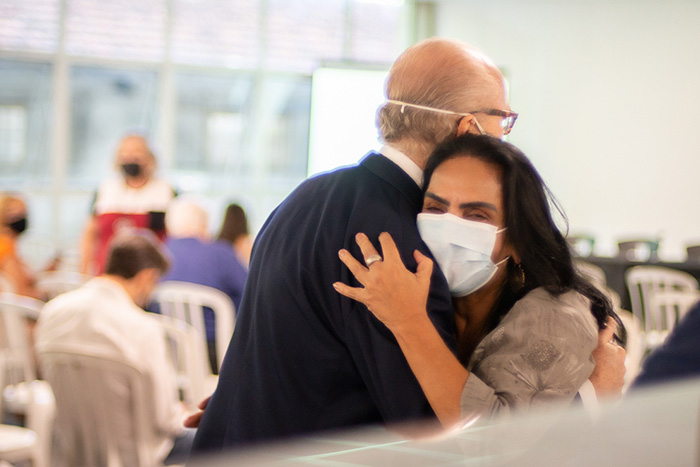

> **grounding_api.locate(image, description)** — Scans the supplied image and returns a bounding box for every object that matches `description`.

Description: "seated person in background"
[216,203,253,268]
[630,300,700,389]
[335,134,625,427]
[0,192,56,298]
[159,196,248,372]
[35,230,193,465]
[80,132,176,275]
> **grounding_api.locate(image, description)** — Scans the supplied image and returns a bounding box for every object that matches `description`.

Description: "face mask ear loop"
[494,228,510,268]
[472,117,486,135]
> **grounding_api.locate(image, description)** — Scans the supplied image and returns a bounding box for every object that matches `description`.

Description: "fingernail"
[332,282,340,290]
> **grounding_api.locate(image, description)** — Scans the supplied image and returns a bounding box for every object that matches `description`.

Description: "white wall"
[435,0,700,260]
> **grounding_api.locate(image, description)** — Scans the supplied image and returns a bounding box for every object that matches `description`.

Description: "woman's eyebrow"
[425,192,449,205]
[425,192,498,213]
[459,201,498,212]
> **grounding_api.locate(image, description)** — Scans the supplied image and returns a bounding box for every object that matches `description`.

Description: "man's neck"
[101,274,138,303]
[387,139,437,171]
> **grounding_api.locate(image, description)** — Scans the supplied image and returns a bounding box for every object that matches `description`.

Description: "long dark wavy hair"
[217,203,249,245]
[422,133,623,361]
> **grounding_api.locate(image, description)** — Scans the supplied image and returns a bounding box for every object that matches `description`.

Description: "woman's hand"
[333,232,433,332]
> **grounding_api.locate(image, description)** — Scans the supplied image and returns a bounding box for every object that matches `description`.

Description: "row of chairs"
[576,261,699,389]
[0,279,236,467]
[0,270,90,302]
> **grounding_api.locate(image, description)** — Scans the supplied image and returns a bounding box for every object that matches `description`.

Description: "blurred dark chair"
[685,245,700,263]
[618,239,659,262]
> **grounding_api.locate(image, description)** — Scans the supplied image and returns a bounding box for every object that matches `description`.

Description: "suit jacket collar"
[360,152,424,213]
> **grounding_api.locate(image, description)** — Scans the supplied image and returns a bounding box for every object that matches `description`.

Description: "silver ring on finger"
[365,254,383,268]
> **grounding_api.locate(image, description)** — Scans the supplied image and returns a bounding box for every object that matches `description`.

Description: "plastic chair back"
[0,293,54,467]
[150,281,235,372]
[39,351,158,467]
[624,266,699,349]
[574,260,607,289]
[0,293,44,386]
[149,313,213,406]
[35,271,90,301]
[648,288,700,331]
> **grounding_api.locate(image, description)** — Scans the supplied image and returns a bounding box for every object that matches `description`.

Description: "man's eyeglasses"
[471,109,519,135]
[386,100,519,136]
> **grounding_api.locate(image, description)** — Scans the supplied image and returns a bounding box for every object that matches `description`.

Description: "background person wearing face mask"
[0,192,50,298]
[335,134,625,427]
[80,133,176,275]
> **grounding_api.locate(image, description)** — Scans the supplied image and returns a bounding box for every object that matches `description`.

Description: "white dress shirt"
[35,277,183,460]
[380,144,424,187]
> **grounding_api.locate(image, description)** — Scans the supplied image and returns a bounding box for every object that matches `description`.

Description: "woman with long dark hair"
[217,203,252,267]
[334,134,623,427]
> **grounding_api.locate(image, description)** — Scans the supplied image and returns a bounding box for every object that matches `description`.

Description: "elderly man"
[159,197,247,372]
[36,231,193,465]
[192,38,623,452]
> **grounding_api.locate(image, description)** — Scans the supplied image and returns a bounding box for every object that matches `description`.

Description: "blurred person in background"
[630,301,700,389]
[0,192,59,298]
[80,132,176,275]
[216,203,253,268]
[158,196,247,372]
[36,230,194,465]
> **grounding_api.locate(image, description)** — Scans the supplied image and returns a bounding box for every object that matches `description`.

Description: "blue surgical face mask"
[417,213,508,297]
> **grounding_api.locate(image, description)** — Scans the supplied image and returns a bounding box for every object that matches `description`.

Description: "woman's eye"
[423,206,445,213]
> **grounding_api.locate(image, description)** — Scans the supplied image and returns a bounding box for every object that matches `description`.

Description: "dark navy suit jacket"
[192,153,455,451]
[631,301,700,388]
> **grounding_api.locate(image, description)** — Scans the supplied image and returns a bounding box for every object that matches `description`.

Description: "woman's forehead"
[428,156,503,201]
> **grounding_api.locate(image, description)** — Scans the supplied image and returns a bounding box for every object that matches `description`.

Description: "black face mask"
[8,217,27,235]
[121,163,143,178]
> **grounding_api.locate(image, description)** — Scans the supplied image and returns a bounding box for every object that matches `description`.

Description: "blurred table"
[578,256,700,310]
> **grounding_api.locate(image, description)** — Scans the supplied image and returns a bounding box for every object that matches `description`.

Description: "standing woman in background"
[80,133,176,275]
[216,203,253,268]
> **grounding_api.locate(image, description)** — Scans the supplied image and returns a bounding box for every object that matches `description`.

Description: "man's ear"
[135,267,160,289]
[456,115,481,136]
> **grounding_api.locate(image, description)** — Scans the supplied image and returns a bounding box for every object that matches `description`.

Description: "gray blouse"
[460,287,598,420]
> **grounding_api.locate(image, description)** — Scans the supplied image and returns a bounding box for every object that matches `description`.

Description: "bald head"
[377,38,507,162]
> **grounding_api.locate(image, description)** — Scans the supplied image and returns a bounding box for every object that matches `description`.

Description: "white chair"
[150,281,236,372]
[575,260,621,309]
[35,271,90,301]
[149,313,214,406]
[624,265,699,350]
[575,260,607,289]
[0,292,54,467]
[647,288,700,330]
[0,424,36,466]
[39,351,161,467]
[615,309,646,392]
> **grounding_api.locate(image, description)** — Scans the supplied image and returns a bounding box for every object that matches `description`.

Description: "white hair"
[165,197,209,238]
